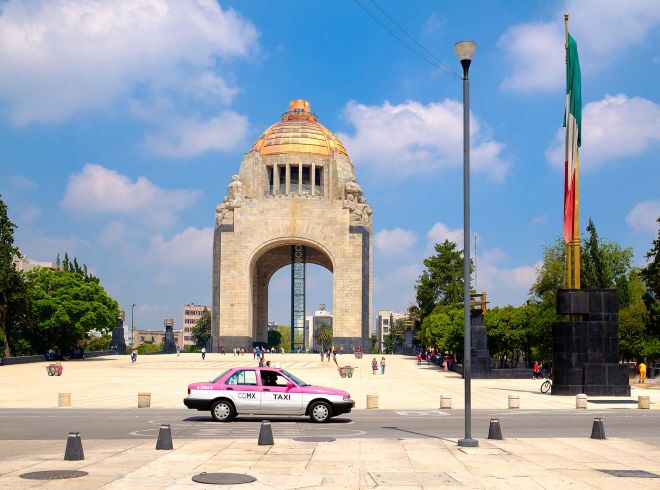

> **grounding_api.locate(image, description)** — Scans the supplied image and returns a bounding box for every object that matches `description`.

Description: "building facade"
[183,304,210,347]
[305,305,333,351]
[132,327,183,348]
[376,310,406,353]
[12,255,54,272]
[211,99,372,352]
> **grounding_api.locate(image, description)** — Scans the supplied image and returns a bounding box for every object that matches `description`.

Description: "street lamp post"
[455,40,479,448]
[131,304,136,348]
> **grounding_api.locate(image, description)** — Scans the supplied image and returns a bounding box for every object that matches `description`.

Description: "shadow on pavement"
[183,416,353,424]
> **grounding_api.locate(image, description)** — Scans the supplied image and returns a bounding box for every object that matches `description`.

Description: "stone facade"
[211,100,372,352]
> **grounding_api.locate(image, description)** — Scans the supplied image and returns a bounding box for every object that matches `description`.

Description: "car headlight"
[343,395,351,401]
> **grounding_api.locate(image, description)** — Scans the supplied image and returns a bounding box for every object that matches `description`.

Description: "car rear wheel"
[309,401,332,423]
[211,400,235,422]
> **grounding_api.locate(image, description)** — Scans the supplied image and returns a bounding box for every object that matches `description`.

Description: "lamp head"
[454,41,477,75]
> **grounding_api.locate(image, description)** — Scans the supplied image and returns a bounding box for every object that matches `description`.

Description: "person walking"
[371,357,378,375]
[380,357,386,375]
[221,345,225,355]
[176,346,181,357]
[639,361,647,384]
[320,350,324,363]
[201,347,206,360]
[131,349,138,364]
[416,352,422,366]
[241,347,245,356]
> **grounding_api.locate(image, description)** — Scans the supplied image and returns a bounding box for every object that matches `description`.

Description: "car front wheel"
[211,400,235,422]
[309,401,332,423]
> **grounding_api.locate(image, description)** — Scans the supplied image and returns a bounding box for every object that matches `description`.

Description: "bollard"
[156,424,173,450]
[58,393,71,407]
[590,418,606,439]
[440,394,452,410]
[576,394,588,409]
[638,396,650,409]
[64,432,84,461]
[487,419,503,440]
[258,420,274,446]
[366,394,379,409]
[508,393,520,409]
[138,392,151,408]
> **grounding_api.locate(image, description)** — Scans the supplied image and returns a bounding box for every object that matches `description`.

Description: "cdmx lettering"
[238,393,256,399]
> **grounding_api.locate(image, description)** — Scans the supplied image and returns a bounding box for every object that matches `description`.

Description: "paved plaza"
[0,353,656,410]
[1,436,659,489]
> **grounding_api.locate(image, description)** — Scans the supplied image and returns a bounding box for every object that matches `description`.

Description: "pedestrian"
[332,350,338,367]
[253,347,257,359]
[201,347,206,360]
[241,347,245,356]
[533,360,542,379]
[380,356,386,375]
[442,356,448,371]
[131,349,138,364]
[416,352,422,366]
[639,361,647,384]
[176,346,181,357]
[371,357,378,375]
[320,350,324,363]
[221,345,225,355]
[339,345,344,355]
[259,353,265,367]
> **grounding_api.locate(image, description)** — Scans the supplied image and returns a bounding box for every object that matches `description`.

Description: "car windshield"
[211,369,230,383]
[281,369,307,386]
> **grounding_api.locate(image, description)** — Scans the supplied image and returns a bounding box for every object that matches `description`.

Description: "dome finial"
[289,99,311,113]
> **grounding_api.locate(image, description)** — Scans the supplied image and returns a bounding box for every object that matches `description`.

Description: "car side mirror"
[286,381,294,389]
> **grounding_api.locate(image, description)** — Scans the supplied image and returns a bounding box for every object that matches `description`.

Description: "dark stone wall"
[552,289,630,396]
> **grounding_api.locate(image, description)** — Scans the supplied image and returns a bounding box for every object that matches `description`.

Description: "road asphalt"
[1,408,658,444]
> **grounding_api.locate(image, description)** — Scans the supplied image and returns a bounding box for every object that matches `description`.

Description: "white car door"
[258,370,304,415]
[225,369,262,413]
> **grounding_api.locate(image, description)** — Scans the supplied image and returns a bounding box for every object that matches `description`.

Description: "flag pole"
[564,13,572,289]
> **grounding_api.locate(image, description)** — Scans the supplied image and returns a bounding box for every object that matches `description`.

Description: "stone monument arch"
[212,99,372,352]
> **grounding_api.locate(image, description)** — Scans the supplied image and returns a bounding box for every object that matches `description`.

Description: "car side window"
[260,371,291,387]
[226,370,258,386]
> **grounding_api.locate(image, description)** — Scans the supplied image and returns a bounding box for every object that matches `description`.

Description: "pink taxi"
[184,367,354,423]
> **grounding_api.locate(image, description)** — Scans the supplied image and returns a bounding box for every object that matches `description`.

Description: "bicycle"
[540,376,552,393]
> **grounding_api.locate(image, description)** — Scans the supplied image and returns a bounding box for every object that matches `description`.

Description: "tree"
[415,240,466,318]
[314,323,333,351]
[85,333,112,351]
[276,325,291,351]
[24,266,119,353]
[640,217,660,342]
[581,218,633,291]
[192,308,211,348]
[418,305,463,356]
[618,270,648,359]
[0,196,28,358]
[268,328,282,347]
[384,316,405,353]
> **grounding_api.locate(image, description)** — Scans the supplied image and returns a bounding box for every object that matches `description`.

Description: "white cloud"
[17,203,41,223]
[499,0,660,92]
[626,200,660,232]
[339,100,509,181]
[62,164,201,227]
[98,221,129,248]
[531,214,549,226]
[546,94,660,167]
[0,0,258,125]
[477,248,541,305]
[427,222,463,247]
[9,175,36,190]
[148,226,213,265]
[374,228,417,258]
[373,264,420,312]
[143,111,249,158]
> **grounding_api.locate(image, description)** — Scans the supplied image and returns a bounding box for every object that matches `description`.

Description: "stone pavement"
[0,353,656,410]
[1,436,659,489]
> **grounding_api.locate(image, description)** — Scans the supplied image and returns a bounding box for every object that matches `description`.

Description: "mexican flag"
[563,33,581,244]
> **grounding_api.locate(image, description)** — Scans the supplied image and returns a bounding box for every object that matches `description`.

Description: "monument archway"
[250,241,333,350]
[211,99,372,352]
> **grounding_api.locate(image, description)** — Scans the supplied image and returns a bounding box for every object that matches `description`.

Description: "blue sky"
[1,0,659,329]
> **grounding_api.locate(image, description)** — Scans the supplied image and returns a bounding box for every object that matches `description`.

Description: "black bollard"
[156,424,173,450]
[64,432,84,461]
[590,418,606,440]
[487,419,503,440]
[258,420,274,446]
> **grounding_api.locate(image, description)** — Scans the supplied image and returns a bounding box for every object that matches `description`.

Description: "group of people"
[371,357,386,375]
[320,346,340,366]
[416,348,454,371]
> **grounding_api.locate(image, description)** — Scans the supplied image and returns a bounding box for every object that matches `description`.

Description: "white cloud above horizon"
[0,0,257,158]
[339,100,509,181]
[374,228,417,258]
[62,164,201,227]
[147,226,213,266]
[545,94,660,168]
[626,200,660,233]
[427,222,464,248]
[499,0,660,92]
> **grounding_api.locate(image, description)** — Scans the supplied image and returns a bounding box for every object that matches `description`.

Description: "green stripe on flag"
[563,33,582,147]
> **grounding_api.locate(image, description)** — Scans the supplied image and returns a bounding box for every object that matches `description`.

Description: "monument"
[211,99,372,352]
[110,311,126,354]
[163,318,176,354]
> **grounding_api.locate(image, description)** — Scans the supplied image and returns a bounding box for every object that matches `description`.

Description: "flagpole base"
[458,438,479,447]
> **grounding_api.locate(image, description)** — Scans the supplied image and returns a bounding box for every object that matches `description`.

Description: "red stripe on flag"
[564,159,575,244]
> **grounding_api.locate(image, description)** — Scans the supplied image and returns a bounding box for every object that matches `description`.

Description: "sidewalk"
[1,436,659,489]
